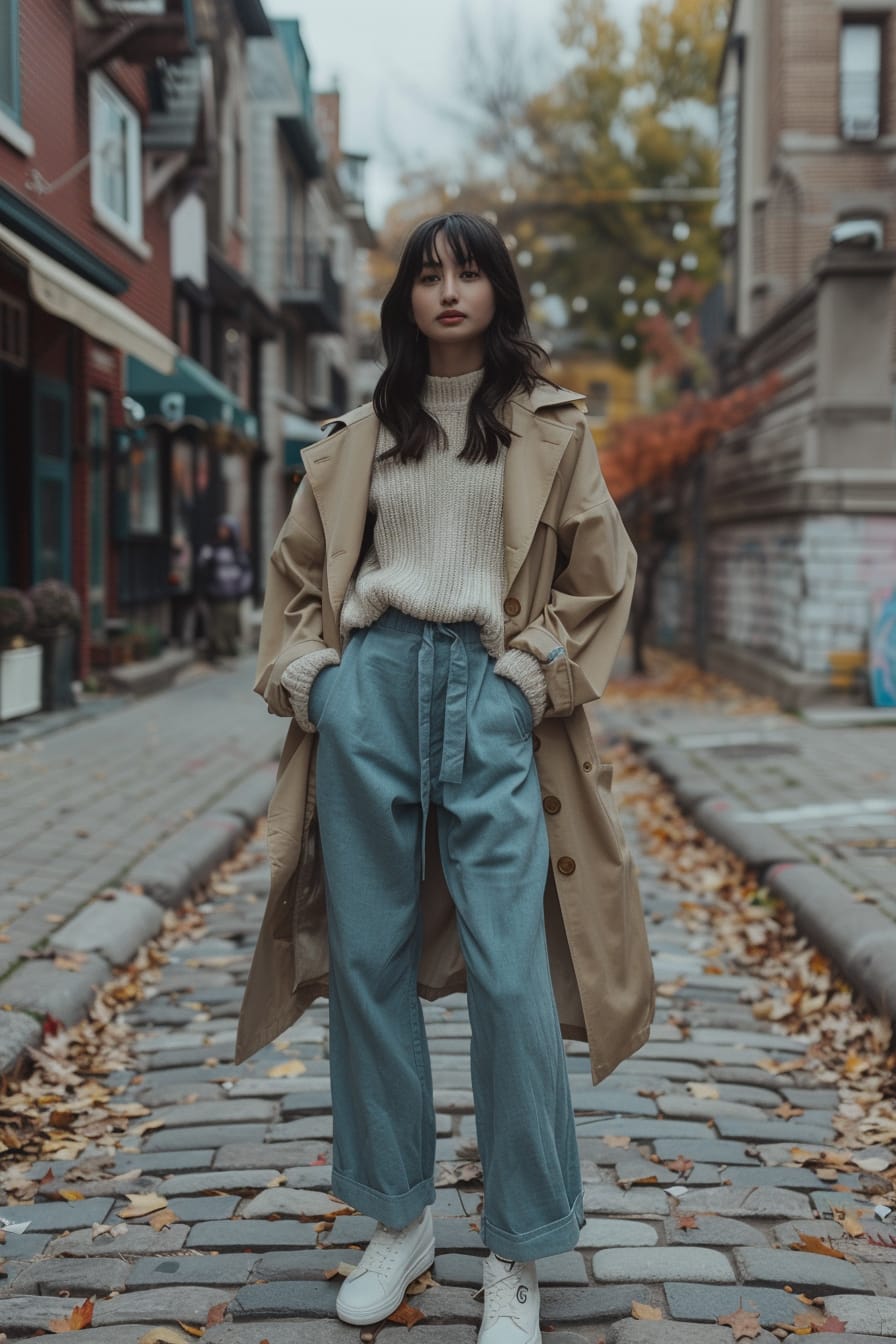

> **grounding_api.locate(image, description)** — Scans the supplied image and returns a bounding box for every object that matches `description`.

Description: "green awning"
[283,411,324,470]
[126,353,259,443]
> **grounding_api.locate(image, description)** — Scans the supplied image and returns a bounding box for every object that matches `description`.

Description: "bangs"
[417,217,480,273]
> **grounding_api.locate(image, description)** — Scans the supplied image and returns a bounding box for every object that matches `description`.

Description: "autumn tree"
[374,0,730,372]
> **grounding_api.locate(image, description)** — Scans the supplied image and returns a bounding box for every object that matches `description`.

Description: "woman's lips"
[437,314,465,324]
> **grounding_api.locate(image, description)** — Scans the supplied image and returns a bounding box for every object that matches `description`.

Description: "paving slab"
[0,1254,130,1298]
[593,1246,736,1282]
[664,1214,769,1246]
[664,1280,819,1328]
[186,1218,319,1250]
[819,1296,896,1336]
[46,1223,189,1257]
[204,1327,478,1344]
[126,1252,259,1289]
[607,1325,779,1344]
[733,1246,869,1295]
[0,952,110,1026]
[672,1186,814,1218]
[0,1009,42,1073]
[434,1251,588,1286]
[48,888,164,965]
[90,1285,235,1325]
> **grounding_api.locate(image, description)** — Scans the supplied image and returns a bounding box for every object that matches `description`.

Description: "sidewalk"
[594,693,896,1026]
[1,762,894,1340]
[0,655,284,1067]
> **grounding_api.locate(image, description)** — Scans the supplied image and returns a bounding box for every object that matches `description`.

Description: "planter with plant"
[0,588,43,721]
[29,579,81,712]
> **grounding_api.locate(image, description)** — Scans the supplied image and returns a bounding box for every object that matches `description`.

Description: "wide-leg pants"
[311,608,584,1260]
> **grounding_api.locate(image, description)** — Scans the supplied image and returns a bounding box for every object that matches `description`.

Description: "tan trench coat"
[235,381,656,1086]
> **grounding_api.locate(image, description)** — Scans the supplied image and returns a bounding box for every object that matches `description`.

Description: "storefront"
[122,354,259,642]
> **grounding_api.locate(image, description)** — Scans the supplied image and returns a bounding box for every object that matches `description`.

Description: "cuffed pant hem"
[330,1167,435,1229]
[481,1188,585,1261]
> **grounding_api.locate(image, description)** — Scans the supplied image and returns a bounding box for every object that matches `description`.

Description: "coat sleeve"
[506,413,637,717]
[253,475,331,718]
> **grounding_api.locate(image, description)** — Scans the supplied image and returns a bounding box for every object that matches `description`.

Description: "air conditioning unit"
[841,112,880,141]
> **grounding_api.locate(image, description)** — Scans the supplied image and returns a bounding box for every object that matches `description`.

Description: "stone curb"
[0,762,275,1081]
[621,733,896,1029]
[767,862,896,1023]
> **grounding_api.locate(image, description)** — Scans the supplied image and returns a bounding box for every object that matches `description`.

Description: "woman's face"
[410,231,495,354]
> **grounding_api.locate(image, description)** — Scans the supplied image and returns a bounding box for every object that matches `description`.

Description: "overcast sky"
[263,0,645,227]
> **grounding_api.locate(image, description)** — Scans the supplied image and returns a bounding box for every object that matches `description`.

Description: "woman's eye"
[462,270,480,280]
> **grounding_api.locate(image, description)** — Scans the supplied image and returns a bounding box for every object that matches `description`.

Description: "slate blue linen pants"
[309,609,585,1260]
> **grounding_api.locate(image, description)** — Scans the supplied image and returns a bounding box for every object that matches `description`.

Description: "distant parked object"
[870,588,896,708]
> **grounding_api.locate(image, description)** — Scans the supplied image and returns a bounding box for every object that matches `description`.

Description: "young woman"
[236,213,655,1344]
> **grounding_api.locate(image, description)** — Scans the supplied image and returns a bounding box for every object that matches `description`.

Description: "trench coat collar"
[304,382,586,616]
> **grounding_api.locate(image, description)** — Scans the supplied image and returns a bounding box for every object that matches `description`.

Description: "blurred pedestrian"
[240,213,655,1343]
[197,514,251,661]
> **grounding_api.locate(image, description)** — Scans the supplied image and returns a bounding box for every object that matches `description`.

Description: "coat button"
[543,795,561,814]
[583,761,593,772]
[532,734,541,752]
[503,597,521,617]
[557,856,576,876]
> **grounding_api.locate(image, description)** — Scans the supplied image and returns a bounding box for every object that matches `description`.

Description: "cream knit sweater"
[281,367,547,732]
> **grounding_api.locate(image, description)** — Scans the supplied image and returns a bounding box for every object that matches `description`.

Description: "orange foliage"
[600,373,783,503]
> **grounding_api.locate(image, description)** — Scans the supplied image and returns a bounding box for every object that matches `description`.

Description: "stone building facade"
[658,0,896,706]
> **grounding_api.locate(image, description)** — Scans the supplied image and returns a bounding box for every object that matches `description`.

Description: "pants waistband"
[368,608,485,647]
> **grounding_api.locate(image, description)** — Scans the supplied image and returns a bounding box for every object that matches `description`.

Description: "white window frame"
[89,71,144,246]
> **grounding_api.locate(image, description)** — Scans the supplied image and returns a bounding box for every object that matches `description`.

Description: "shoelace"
[357,1220,414,1277]
[480,1263,534,1323]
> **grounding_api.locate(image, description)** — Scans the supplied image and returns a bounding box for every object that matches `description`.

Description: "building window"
[840,19,883,141]
[90,72,143,241]
[127,430,162,534]
[0,0,20,121]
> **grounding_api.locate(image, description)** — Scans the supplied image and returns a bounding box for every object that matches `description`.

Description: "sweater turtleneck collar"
[421,366,484,411]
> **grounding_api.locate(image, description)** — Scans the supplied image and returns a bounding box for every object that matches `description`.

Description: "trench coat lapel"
[301,408,378,623]
[503,389,583,595]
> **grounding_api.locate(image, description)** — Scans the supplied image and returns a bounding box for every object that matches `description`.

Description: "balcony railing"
[279,242,343,334]
[77,0,192,68]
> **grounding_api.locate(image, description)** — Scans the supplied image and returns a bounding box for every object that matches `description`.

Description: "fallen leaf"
[149,1207,179,1231]
[631,1302,662,1320]
[206,1302,228,1324]
[266,1059,306,1078]
[666,1156,695,1176]
[789,1308,827,1333]
[602,1135,631,1149]
[57,1189,86,1202]
[774,1102,805,1120]
[117,1192,169,1219]
[387,1301,425,1326]
[406,1269,438,1295]
[788,1231,850,1260]
[832,1207,866,1237]
[686,1082,720,1100]
[676,1213,700,1230]
[177,1328,204,1340]
[48,1297,94,1332]
[324,1261,359,1279]
[137,1330,194,1344]
[717,1306,762,1339]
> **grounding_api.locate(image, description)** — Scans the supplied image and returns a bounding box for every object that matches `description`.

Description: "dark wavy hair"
[373,213,555,464]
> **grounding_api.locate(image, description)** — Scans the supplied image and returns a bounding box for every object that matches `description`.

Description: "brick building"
[0,1,186,678]
[655,0,896,706]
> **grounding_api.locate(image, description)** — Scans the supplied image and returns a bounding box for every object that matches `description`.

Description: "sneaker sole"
[336,1237,436,1327]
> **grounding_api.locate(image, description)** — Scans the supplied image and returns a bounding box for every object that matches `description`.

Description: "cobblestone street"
[2,732,895,1343]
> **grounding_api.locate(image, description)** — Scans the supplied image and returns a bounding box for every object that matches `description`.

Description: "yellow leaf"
[266,1059,306,1078]
[57,1189,86,1201]
[631,1302,663,1320]
[137,1330,195,1344]
[149,1207,179,1231]
[118,1192,168,1219]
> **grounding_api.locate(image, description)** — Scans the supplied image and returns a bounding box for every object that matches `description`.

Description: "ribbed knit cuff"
[281,648,341,733]
[494,649,548,727]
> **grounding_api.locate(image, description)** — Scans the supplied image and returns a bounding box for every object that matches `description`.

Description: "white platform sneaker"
[335,1205,435,1326]
[478,1252,541,1344]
